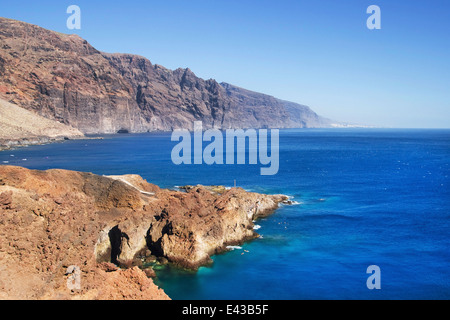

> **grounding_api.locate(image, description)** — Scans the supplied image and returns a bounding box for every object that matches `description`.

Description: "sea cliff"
[0,17,331,135]
[0,165,287,299]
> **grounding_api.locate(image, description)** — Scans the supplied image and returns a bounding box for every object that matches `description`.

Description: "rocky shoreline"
[0,136,103,152]
[0,165,289,299]
[0,136,86,152]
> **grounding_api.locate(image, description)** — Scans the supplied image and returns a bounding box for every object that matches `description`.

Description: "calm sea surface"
[1,129,449,299]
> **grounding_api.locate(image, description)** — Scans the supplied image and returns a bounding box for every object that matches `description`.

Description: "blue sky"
[1,0,449,128]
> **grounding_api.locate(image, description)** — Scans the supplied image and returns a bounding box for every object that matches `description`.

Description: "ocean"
[1,129,449,299]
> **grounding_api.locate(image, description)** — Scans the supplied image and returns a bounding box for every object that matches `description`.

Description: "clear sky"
[1,0,449,128]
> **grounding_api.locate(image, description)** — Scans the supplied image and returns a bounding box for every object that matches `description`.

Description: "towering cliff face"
[0,17,331,134]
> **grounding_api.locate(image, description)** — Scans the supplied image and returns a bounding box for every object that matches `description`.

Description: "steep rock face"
[0,165,169,299]
[0,17,331,134]
[0,18,145,134]
[141,186,287,268]
[0,165,287,299]
[281,100,332,128]
[219,83,330,128]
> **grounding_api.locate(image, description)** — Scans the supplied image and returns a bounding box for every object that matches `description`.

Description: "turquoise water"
[1,129,449,299]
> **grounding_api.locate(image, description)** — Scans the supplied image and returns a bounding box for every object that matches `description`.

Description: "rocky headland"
[0,165,288,299]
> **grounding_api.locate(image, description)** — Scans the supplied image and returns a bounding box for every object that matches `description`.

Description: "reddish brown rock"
[0,17,330,136]
[143,268,157,279]
[98,262,119,273]
[0,165,287,299]
[0,190,12,207]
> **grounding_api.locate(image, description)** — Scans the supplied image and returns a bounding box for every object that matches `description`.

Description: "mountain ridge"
[0,17,333,134]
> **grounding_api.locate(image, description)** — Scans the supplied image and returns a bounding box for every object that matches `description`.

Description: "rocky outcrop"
[0,165,169,300]
[140,186,287,269]
[0,165,287,299]
[0,17,331,134]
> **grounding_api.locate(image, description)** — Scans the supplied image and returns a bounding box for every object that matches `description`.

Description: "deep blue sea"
[1,129,449,299]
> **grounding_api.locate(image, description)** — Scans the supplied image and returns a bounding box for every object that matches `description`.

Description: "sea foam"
[226,246,242,251]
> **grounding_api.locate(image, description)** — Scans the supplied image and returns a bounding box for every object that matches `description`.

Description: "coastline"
[0,98,88,152]
[0,135,104,152]
[0,165,288,299]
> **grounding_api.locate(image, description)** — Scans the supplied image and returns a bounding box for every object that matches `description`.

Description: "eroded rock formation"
[0,166,287,299]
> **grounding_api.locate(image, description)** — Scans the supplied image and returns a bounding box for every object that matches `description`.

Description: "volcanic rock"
[0,17,331,136]
[0,165,287,299]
